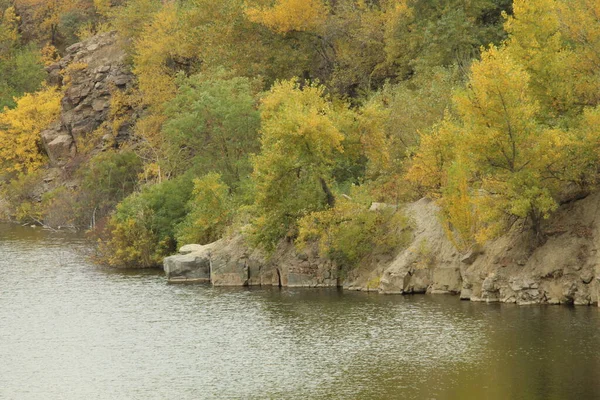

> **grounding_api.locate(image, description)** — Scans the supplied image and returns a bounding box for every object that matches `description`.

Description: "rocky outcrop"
[164,191,600,306]
[42,32,135,166]
[164,235,339,287]
[164,244,215,283]
[458,193,600,305]
[348,192,600,305]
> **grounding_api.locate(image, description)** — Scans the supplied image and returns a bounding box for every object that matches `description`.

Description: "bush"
[297,192,413,274]
[0,46,46,109]
[0,170,45,223]
[97,175,194,267]
[74,150,143,228]
[175,173,231,246]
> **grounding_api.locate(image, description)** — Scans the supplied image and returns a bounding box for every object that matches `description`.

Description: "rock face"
[165,191,600,305]
[458,193,600,306]
[41,32,135,166]
[350,192,600,305]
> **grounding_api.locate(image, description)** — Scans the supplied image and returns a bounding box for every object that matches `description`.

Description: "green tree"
[99,175,194,267]
[437,46,565,242]
[162,72,261,187]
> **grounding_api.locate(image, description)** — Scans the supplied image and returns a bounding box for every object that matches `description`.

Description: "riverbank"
[165,191,600,306]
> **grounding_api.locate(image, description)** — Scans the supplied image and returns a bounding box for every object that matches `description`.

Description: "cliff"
[42,31,135,167]
[165,191,600,306]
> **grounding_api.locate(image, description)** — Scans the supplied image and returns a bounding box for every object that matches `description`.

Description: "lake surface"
[1,223,600,399]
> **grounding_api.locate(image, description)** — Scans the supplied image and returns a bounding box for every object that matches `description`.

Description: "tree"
[175,173,232,246]
[245,0,327,34]
[446,46,564,241]
[503,0,574,117]
[0,86,61,175]
[383,0,511,80]
[15,0,93,46]
[162,72,261,187]
[250,79,344,250]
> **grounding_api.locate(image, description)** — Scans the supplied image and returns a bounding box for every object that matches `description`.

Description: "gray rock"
[369,202,397,211]
[430,266,462,294]
[92,98,109,112]
[581,270,594,284]
[164,252,211,283]
[96,65,111,73]
[38,31,136,164]
[179,244,205,255]
[40,124,76,166]
[461,251,478,265]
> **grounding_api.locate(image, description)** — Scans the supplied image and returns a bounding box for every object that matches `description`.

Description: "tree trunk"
[319,177,335,208]
[529,209,545,246]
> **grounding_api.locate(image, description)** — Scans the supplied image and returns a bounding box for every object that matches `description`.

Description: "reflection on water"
[1,223,599,399]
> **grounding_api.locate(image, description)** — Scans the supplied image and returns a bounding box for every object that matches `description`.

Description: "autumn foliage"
[3,0,600,266]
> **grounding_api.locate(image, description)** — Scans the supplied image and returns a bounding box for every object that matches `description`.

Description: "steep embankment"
[166,192,600,306]
[0,32,136,224]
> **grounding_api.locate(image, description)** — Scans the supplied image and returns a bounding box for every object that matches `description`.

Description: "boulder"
[40,123,76,165]
[164,253,211,283]
[163,243,215,283]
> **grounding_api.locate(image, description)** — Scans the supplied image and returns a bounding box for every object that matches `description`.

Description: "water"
[1,223,600,400]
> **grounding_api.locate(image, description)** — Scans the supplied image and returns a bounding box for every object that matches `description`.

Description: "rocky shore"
[165,191,600,306]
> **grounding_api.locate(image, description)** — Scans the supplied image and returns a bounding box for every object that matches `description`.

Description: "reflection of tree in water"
[252,291,487,398]
[457,304,600,400]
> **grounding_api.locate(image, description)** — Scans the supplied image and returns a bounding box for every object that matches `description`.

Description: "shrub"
[97,175,194,267]
[0,170,45,223]
[297,193,413,274]
[175,173,231,246]
[74,150,143,228]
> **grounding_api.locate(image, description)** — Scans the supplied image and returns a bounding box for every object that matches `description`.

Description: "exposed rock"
[271,241,339,288]
[42,32,135,166]
[431,266,462,294]
[369,202,397,211]
[461,245,482,265]
[40,122,76,165]
[210,236,255,286]
[164,190,600,306]
[375,198,463,295]
[179,244,205,255]
[163,234,338,287]
[164,243,215,283]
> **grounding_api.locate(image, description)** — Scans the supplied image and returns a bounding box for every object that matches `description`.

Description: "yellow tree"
[131,3,197,180]
[503,0,600,116]
[250,79,344,250]
[454,46,565,240]
[245,0,327,34]
[0,6,19,58]
[0,86,62,174]
[405,115,459,197]
[555,0,600,108]
[504,0,574,116]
